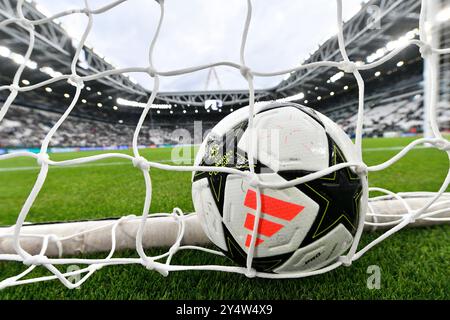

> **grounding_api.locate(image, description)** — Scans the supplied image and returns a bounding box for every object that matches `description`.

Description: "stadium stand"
[2,0,449,149]
[2,92,449,148]
[0,105,178,147]
[0,104,219,148]
[329,95,450,138]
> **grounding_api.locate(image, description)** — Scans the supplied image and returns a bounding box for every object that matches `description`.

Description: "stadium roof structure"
[0,0,149,121]
[0,0,430,123]
[157,0,422,108]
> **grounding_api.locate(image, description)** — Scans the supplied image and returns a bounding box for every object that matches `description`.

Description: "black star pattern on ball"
[222,228,293,272]
[193,104,325,211]
[278,137,363,248]
[193,120,271,211]
[193,120,249,210]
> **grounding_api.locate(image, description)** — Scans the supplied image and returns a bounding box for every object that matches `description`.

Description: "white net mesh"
[0,0,449,289]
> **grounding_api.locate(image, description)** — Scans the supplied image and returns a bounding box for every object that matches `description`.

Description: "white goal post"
[0,194,450,258]
[0,0,449,289]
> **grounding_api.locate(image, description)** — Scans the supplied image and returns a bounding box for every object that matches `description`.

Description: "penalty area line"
[0,145,427,172]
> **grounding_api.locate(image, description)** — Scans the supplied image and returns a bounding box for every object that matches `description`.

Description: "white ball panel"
[192,178,227,251]
[208,102,288,137]
[237,107,329,172]
[222,173,319,258]
[274,224,353,273]
[316,111,359,164]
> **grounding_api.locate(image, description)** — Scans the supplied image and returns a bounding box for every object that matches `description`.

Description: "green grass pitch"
[0,136,449,299]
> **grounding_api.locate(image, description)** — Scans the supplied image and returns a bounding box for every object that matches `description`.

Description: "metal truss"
[155,90,272,107]
[0,0,148,99]
[273,0,421,97]
[155,0,424,107]
[0,0,429,112]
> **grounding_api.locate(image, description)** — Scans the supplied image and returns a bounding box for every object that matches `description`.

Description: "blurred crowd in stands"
[1,95,449,148]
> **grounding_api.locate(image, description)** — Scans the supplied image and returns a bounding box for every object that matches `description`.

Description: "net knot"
[354,164,368,176]
[245,268,257,278]
[23,255,44,266]
[9,84,20,92]
[419,44,432,58]
[404,212,417,224]
[88,264,103,272]
[133,156,150,171]
[339,256,352,267]
[339,61,357,73]
[18,19,34,30]
[142,258,156,270]
[142,259,169,277]
[240,66,253,79]
[246,174,260,188]
[68,75,84,89]
[36,153,50,166]
[147,67,157,78]
[171,209,183,221]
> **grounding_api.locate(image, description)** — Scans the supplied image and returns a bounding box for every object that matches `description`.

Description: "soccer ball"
[192,102,363,273]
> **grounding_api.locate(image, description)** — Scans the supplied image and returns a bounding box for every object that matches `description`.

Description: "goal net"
[0,0,449,289]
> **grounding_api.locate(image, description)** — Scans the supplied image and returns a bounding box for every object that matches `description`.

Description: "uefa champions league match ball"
[192,102,364,273]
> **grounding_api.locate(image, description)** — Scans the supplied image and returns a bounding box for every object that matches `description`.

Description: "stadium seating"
[328,94,450,138]
[1,93,449,148]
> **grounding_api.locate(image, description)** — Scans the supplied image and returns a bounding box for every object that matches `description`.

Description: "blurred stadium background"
[0,0,449,299]
[1,0,450,152]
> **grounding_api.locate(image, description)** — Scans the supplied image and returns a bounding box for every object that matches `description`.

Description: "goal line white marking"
[362,145,427,152]
[0,145,427,173]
